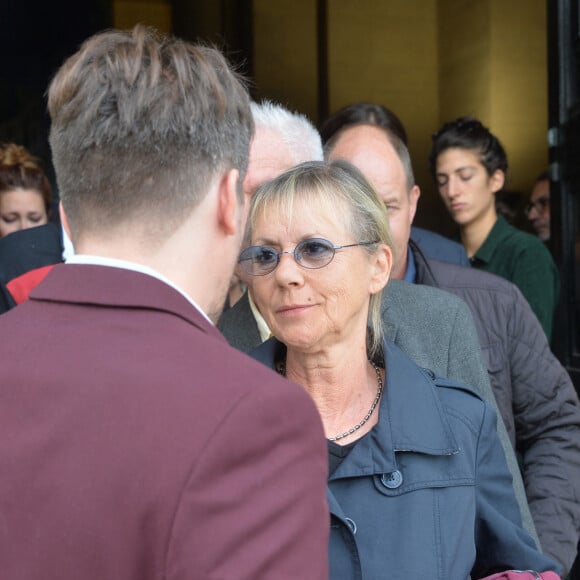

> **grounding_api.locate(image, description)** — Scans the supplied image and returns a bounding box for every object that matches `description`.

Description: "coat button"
[344,517,357,534]
[381,470,403,489]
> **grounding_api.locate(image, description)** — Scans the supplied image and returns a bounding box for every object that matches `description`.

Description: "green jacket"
[471,215,559,340]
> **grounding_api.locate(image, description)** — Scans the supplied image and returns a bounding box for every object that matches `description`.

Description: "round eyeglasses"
[238,237,379,276]
[524,196,549,215]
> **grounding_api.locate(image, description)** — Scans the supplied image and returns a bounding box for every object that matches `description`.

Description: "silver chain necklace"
[277,359,384,442]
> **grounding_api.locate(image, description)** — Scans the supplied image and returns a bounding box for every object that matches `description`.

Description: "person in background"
[430,117,559,340]
[526,170,551,242]
[246,160,560,579]
[324,103,580,574]
[0,143,62,312]
[0,26,329,580]
[320,102,470,267]
[0,142,50,238]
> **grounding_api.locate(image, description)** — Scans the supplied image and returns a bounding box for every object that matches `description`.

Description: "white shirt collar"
[65,254,213,325]
[247,289,272,343]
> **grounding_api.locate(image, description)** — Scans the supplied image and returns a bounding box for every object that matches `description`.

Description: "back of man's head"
[48,25,253,243]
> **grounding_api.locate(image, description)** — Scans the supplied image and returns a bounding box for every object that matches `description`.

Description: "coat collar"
[30,263,223,341]
[251,337,460,479]
[472,215,511,265]
[408,240,439,287]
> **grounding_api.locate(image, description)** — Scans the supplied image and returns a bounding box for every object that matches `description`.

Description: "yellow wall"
[252,0,318,122]
[438,0,548,193]
[327,0,439,216]
[250,0,548,227]
[489,0,548,192]
[113,0,172,32]
[110,0,548,226]
[438,0,492,124]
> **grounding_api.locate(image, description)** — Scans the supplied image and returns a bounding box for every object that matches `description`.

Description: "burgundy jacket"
[0,264,329,580]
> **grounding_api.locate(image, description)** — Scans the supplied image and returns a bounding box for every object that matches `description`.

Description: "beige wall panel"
[253,0,318,122]
[489,0,548,193]
[113,0,172,32]
[438,0,491,125]
[327,0,439,219]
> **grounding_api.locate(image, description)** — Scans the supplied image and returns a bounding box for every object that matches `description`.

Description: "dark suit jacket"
[0,264,329,580]
[0,223,63,314]
[410,226,469,267]
[218,291,260,353]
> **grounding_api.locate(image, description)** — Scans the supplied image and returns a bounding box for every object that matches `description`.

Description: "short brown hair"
[48,25,253,239]
[0,143,52,212]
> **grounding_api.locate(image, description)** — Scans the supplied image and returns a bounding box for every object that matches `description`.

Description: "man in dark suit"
[0,26,329,580]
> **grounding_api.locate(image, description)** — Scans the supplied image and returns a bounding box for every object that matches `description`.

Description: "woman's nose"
[274,252,304,285]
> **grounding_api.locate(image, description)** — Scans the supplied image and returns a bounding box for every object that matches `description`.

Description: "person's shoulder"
[429,258,520,300]
[200,339,322,429]
[383,279,475,333]
[424,367,483,400]
[385,278,466,309]
[424,368,488,421]
[501,222,554,259]
[411,226,469,267]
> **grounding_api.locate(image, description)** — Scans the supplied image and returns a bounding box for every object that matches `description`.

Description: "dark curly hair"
[429,117,508,179]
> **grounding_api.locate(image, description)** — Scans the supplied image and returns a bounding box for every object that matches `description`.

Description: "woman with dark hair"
[0,143,61,313]
[430,117,559,339]
[0,143,51,239]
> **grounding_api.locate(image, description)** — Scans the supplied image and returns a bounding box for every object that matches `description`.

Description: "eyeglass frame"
[524,196,549,215]
[238,237,380,276]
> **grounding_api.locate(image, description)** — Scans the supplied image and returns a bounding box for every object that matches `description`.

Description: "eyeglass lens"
[239,238,336,276]
[526,197,549,213]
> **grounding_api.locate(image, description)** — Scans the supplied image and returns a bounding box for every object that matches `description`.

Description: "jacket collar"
[472,215,511,265]
[408,240,439,287]
[30,263,223,340]
[251,337,460,479]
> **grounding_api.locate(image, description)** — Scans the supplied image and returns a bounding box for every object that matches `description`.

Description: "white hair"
[250,100,323,163]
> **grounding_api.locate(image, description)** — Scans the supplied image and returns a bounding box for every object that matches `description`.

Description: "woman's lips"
[276,304,313,315]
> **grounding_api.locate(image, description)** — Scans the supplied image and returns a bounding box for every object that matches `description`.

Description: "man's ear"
[490,169,505,194]
[58,201,76,259]
[59,201,72,240]
[217,168,241,236]
[369,244,393,295]
[408,185,421,225]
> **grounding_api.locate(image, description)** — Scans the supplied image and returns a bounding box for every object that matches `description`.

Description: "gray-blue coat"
[251,338,560,580]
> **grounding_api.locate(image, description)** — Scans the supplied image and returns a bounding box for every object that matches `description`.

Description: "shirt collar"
[66,254,212,325]
[247,289,272,342]
[403,244,417,283]
[472,215,511,265]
